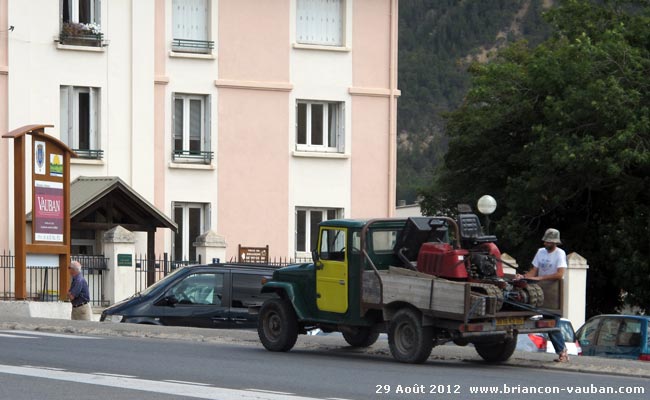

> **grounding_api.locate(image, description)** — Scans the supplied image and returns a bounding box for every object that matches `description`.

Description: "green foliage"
[397,0,551,203]
[422,0,650,315]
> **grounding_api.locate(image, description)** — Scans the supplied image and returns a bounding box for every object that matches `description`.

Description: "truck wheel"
[258,298,298,352]
[342,327,380,347]
[474,336,517,363]
[388,308,433,364]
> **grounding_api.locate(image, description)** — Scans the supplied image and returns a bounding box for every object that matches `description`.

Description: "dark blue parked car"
[576,314,650,361]
[100,264,276,329]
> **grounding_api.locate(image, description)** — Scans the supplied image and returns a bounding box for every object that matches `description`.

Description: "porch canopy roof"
[70,176,177,233]
[29,176,177,233]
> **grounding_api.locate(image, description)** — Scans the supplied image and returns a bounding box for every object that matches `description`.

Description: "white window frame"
[172,93,211,162]
[295,207,342,256]
[172,202,211,261]
[60,85,100,152]
[296,100,345,153]
[61,0,101,25]
[296,0,345,46]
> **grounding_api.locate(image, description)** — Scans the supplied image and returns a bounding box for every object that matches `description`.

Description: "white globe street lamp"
[477,195,497,234]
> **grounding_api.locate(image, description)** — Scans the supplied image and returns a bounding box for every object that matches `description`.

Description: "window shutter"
[89,87,99,150]
[93,0,101,25]
[203,95,211,154]
[60,86,71,146]
[172,0,187,39]
[173,95,184,152]
[174,0,207,41]
[337,103,345,153]
[327,0,342,45]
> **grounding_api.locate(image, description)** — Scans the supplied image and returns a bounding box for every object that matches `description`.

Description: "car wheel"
[388,308,433,363]
[258,298,299,352]
[475,335,517,363]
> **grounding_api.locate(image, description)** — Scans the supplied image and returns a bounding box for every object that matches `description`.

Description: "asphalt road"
[0,329,648,400]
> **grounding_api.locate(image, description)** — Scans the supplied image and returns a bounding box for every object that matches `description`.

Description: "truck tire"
[388,308,433,364]
[258,298,299,352]
[342,327,380,347]
[474,336,517,363]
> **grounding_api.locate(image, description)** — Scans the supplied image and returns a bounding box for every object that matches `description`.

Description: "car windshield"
[139,267,186,296]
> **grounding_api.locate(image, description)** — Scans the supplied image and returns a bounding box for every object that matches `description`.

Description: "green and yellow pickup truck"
[255,215,559,364]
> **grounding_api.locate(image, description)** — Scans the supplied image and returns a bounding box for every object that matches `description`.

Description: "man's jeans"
[549,318,566,353]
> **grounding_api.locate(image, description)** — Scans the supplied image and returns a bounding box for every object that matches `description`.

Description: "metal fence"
[134,254,197,294]
[0,251,109,306]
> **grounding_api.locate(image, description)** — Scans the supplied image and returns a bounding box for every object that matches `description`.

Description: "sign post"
[2,125,76,300]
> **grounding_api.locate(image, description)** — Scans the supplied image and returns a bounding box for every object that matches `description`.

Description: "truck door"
[316,228,348,313]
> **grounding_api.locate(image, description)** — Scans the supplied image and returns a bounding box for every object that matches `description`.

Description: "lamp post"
[477,195,497,235]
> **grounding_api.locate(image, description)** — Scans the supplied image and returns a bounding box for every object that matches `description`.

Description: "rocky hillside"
[397,0,553,203]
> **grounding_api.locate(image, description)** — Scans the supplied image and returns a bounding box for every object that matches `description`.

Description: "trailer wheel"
[474,336,517,363]
[258,298,298,352]
[388,308,433,364]
[342,327,380,347]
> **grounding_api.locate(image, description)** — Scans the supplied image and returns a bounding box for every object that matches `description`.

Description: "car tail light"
[639,354,650,361]
[529,334,547,351]
[575,341,582,356]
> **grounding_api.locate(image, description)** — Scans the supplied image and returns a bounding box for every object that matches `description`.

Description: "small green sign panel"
[117,254,132,267]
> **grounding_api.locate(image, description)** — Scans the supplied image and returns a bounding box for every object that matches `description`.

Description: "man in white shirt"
[516,228,569,362]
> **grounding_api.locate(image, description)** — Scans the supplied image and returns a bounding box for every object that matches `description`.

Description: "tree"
[421,0,650,315]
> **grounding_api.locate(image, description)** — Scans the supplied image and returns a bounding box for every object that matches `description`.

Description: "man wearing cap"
[516,228,569,362]
[67,261,92,321]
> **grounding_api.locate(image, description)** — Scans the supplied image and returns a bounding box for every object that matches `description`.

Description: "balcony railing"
[172,150,213,164]
[172,38,214,54]
[73,149,104,160]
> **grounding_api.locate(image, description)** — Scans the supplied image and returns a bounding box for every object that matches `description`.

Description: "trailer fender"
[261,282,308,320]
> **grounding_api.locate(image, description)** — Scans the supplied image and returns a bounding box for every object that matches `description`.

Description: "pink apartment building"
[0,0,399,262]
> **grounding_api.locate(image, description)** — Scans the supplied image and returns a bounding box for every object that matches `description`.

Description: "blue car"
[576,315,650,361]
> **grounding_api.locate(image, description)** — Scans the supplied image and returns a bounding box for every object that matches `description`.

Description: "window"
[596,318,622,346]
[170,272,223,305]
[60,86,102,159]
[172,0,213,53]
[173,202,210,262]
[372,230,398,253]
[296,208,340,254]
[173,94,212,163]
[231,273,274,308]
[578,317,601,344]
[296,0,344,46]
[320,229,346,261]
[60,0,103,47]
[296,101,344,152]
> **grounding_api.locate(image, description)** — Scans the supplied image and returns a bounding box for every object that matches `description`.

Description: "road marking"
[247,389,295,395]
[164,379,212,386]
[1,330,102,340]
[93,372,137,378]
[0,333,38,339]
[0,364,323,400]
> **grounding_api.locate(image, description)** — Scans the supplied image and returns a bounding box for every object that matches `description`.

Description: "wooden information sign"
[2,125,77,300]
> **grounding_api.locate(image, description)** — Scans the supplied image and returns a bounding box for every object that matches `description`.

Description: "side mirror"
[312,250,323,270]
[155,295,178,307]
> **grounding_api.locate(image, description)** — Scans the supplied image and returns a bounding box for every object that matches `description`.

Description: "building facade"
[0,0,399,261]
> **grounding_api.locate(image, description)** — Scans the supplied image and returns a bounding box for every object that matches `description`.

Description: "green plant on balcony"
[60,22,103,47]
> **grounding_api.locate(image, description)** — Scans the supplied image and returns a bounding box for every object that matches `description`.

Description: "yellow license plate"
[496,317,524,326]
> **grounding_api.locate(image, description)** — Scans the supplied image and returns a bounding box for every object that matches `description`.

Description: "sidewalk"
[1,315,649,379]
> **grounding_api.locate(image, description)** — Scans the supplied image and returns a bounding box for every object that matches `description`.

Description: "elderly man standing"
[67,261,91,320]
